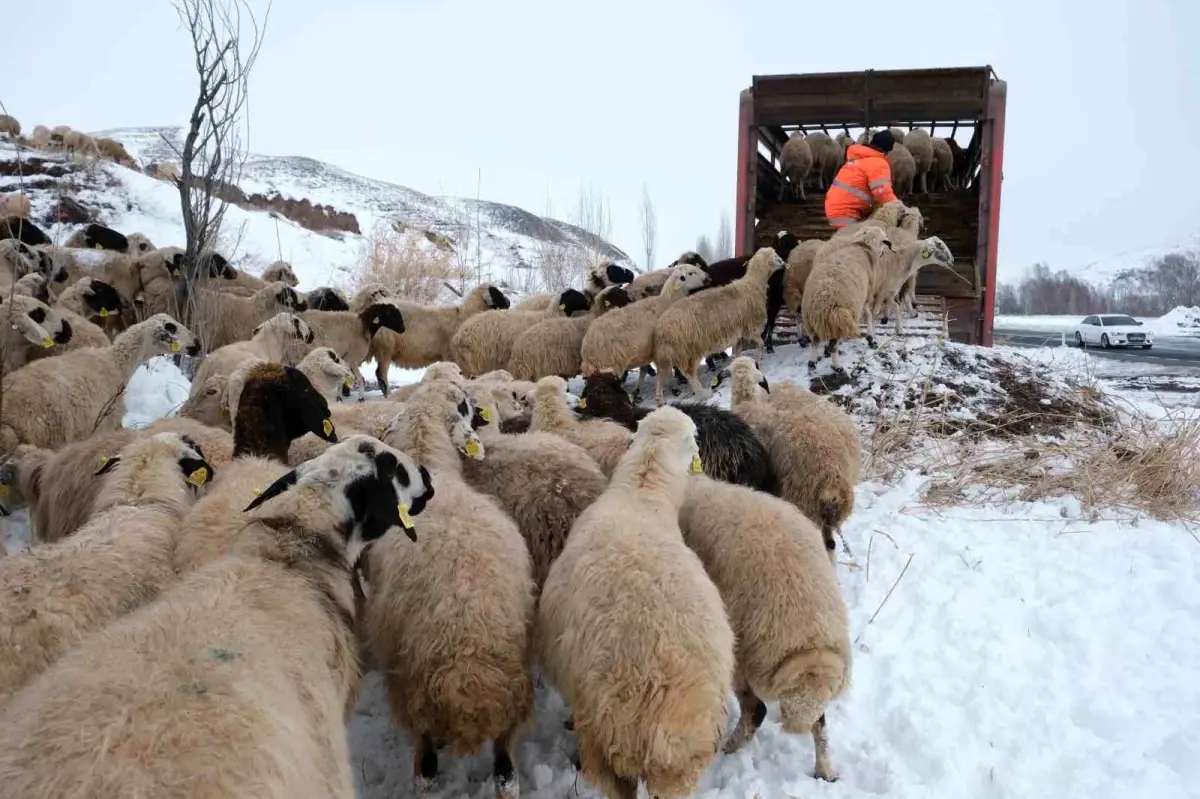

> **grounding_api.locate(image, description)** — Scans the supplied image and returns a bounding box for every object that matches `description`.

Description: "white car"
[1074,314,1154,350]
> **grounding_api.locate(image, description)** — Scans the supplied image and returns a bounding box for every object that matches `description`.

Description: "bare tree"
[170,0,270,343]
[572,181,612,271]
[695,234,715,265]
[639,183,658,271]
[715,211,733,260]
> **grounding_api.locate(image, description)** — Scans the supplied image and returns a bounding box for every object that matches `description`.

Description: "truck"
[734,66,1007,346]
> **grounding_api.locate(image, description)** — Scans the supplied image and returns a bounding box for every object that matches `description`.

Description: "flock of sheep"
[780,126,971,200]
[0,123,954,798]
[0,113,178,181]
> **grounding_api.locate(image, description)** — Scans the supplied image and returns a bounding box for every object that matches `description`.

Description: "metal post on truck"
[978,77,1007,347]
[734,88,756,258]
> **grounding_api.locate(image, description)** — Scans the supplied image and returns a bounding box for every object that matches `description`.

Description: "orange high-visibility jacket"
[824,144,899,228]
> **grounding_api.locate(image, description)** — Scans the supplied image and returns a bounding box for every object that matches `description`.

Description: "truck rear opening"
[734,66,1007,346]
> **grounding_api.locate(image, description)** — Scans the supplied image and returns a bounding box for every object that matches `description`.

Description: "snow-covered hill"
[2,127,634,295]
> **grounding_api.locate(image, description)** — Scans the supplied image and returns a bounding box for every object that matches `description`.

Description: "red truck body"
[734,66,1007,345]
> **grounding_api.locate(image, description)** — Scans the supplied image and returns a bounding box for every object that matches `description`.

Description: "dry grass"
[347,220,466,304]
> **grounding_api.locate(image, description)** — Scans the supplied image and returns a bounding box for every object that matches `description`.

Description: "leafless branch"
[639,183,657,272]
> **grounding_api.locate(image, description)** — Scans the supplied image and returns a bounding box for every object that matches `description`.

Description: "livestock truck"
[734,66,1007,345]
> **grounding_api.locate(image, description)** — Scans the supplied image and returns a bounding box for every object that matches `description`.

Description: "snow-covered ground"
[996,307,1200,338]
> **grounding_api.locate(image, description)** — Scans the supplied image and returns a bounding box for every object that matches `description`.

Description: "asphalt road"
[993,327,1200,365]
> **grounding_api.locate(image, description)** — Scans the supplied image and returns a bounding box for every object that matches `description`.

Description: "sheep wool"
[902,128,934,193]
[537,407,734,799]
[888,142,917,196]
[0,193,30,219]
[780,132,813,200]
[507,286,632,381]
[450,288,588,378]
[530,376,632,477]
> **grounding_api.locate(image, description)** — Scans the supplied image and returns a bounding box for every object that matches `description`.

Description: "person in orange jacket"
[825,129,899,228]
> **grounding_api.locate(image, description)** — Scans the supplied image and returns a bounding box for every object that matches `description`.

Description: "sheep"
[888,142,917,196]
[512,261,638,312]
[300,302,406,372]
[369,282,510,395]
[947,137,969,189]
[64,223,134,254]
[365,381,533,798]
[61,130,100,159]
[888,126,907,144]
[800,226,894,370]
[177,373,229,428]
[580,264,711,398]
[653,246,786,403]
[855,128,878,145]
[21,278,119,359]
[451,288,590,377]
[192,281,307,349]
[870,236,955,337]
[0,432,212,707]
[0,436,434,799]
[173,362,343,573]
[537,406,733,799]
[698,230,800,355]
[94,136,136,166]
[189,310,316,394]
[730,357,861,560]
[530,375,631,477]
[305,286,350,311]
[507,286,632,381]
[0,216,49,247]
[143,416,235,470]
[30,126,51,149]
[783,239,825,336]
[0,193,30,219]
[627,252,709,302]
[890,204,927,318]
[297,346,356,404]
[576,372,780,493]
[149,161,179,182]
[261,260,298,286]
[903,128,934,193]
[679,475,850,780]
[0,314,200,454]
[11,272,50,304]
[780,132,813,200]
[931,136,954,192]
[805,130,841,191]
[0,115,19,138]
[0,238,47,292]
[0,292,73,373]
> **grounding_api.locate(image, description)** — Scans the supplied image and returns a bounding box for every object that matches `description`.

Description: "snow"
[122,356,192,428]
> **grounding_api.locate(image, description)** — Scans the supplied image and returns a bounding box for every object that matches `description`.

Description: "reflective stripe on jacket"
[824,144,899,226]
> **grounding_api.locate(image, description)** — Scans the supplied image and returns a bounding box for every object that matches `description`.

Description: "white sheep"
[507,285,632,381]
[780,132,813,200]
[529,376,632,477]
[902,128,934,193]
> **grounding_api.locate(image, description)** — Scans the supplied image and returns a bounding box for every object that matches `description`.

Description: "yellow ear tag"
[253,488,263,497]
[0,485,9,499]
[187,467,208,487]
[559,303,566,311]
[398,503,414,528]
[171,269,181,277]
[480,407,493,422]
[41,338,54,348]
[344,375,354,389]
[465,438,482,458]
[689,454,704,475]
[373,316,380,324]
[921,247,932,259]
[98,455,109,468]
[576,397,587,409]
[710,375,720,388]
[99,308,109,318]
[322,419,334,436]
[170,340,181,353]
[376,426,387,437]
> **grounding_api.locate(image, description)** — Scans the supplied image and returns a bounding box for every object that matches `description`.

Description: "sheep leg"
[864,310,877,349]
[633,367,647,398]
[891,297,903,336]
[493,734,519,799]
[812,714,839,782]
[828,340,843,371]
[722,684,768,754]
[375,359,391,397]
[806,339,821,370]
[654,361,670,406]
[682,362,711,401]
[752,335,766,367]
[762,307,780,354]
[413,735,438,796]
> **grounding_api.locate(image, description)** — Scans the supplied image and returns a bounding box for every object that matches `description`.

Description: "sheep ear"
[243,469,299,512]
[94,455,120,475]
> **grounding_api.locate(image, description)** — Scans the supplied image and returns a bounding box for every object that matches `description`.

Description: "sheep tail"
[818,485,853,557]
[825,307,859,341]
[765,647,847,728]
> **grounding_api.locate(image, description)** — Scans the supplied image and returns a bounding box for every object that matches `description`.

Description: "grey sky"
[5,0,1197,281]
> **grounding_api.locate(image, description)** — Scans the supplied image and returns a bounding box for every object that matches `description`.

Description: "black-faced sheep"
[0,432,213,706]
[537,406,734,799]
[450,288,590,377]
[193,281,307,349]
[576,373,780,494]
[305,286,350,311]
[64,223,140,253]
[300,302,406,373]
[681,475,850,781]
[512,261,637,312]
[0,216,49,247]
[368,282,510,396]
[0,436,433,799]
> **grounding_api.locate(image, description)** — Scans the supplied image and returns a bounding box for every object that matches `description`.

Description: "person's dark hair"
[870,129,896,154]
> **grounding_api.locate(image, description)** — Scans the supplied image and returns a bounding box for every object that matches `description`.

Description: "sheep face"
[179,375,229,427]
[485,285,511,310]
[77,278,124,318]
[664,264,711,296]
[578,373,634,419]
[487,385,524,421]
[202,252,235,279]
[917,237,955,270]
[731,356,770,395]
[605,262,636,286]
[13,273,50,304]
[1,240,41,278]
[244,434,435,545]
[274,365,339,444]
[95,432,215,492]
[313,348,355,391]
[125,234,155,256]
[671,251,709,269]
[37,248,68,283]
[595,286,632,312]
[307,286,351,312]
[773,230,801,259]
[2,294,72,348]
[749,247,787,276]
[633,406,702,475]
[450,395,487,459]
[143,313,201,357]
[360,303,405,337]
[556,288,591,316]
[272,282,307,311]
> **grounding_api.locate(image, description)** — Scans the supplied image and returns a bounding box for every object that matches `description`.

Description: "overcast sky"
[5,0,1198,280]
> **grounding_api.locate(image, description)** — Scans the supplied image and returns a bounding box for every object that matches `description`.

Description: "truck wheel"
[1101,334,1111,349]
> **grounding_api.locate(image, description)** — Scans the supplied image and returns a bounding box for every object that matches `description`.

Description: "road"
[993,327,1200,365]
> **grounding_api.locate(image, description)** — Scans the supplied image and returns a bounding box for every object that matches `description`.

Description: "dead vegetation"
[347,220,466,303]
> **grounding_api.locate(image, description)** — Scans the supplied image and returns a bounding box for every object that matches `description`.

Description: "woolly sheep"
[0,292,73,373]
[366,382,533,798]
[530,375,631,477]
[507,285,631,381]
[800,227,893,370]
[780,132,813,200]
[368,282,510,396]
[653,246,785,403]
[11,272,49,304]
[150,161,179,182]
[65,224,129,254]
[892,205,927,317]
[0,314,200,454]
[947,137,969,188]
[730,357,861,560]
[680,475,850,780]
[888,142,917,196]
[512,261,637,312]
[261,260,299,286]
[902,128,933,193]
[579,264,711,398]
[94,137,136,167]
[189,311,316,395]
[177,374,229,428]
[300,302,406,373]
[698,231,800,355]
[628,252,708,302]
[537,406,734,799]
[24,278,119,358]
[930,136,954,192]
[305,286,350,311]
[298,346,356,404]
[29,126,51,149]
[783,238,825,328]
[0,215,49,247]
[576,372,780,494]
[870,235,955,337]
[143,416,235,470]
[0,115,19,138]
[191,280,307,349]
[0,193,30,219]
[0,239,50,292]
[451,288,589,377]
[0,432,212,706]
[805,130,841,190]
[0,436,433,799]
[61,130,100,159]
